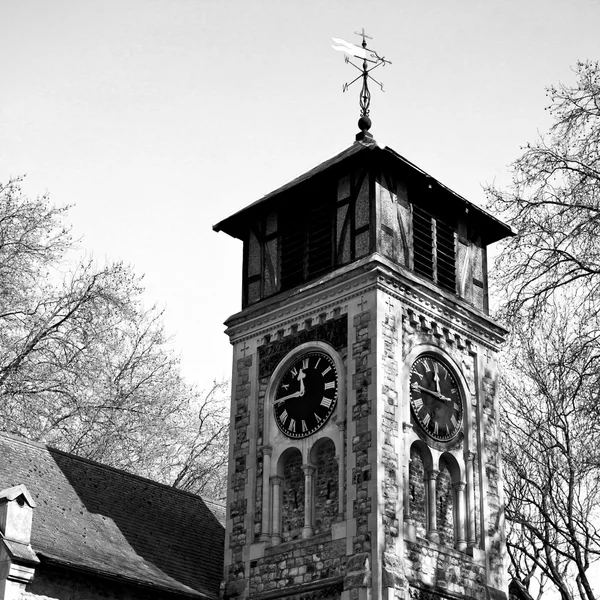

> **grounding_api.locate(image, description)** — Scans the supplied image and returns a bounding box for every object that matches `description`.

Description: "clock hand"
[273,392,304,406]
[418,385,450,403]
[433,362,441,393]
[274,390,303,405]
[297,368,306,396]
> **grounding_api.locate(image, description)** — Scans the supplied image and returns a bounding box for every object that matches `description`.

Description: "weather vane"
[331,29,391,134]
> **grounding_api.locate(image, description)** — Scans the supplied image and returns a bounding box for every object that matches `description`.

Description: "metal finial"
[331,30,392,130]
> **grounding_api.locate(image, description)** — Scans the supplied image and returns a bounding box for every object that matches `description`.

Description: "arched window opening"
[409,447,427,539]
[437,459,455,547]
[281,449,304,542]
[313,439,338,535]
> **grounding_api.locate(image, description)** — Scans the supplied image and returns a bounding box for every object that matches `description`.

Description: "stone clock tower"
[214,129,513,600]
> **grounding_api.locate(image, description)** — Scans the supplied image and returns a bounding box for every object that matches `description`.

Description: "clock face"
[409,355,463,442]
[273,351,338,439]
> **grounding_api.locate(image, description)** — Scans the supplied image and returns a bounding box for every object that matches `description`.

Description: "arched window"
[313,438,338,535]
[281,449,304,542]
[409,446,427,539]
[436,459,455,547]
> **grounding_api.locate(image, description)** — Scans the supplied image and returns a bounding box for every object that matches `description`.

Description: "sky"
[1,0,600,393]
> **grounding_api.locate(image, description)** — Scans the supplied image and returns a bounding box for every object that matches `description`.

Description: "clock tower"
[214,127,513,600]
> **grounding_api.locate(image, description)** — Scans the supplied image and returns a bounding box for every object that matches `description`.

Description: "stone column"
[454,481,467,551]
[259,445,273,542]
[334,418,345,519]
[270,475,283,546]
[466,451,477,547]
[301,464,316,539]
[426,470,440,543]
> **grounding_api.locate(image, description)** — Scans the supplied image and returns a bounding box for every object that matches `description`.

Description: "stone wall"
[314,440,339,535]
[228,355,253,585]
[249,538,346,595]
[409,448,427,539]
[482,368,505,590]
[436,464,454,548]
[405,540,486,599]
[350,309,372,556]
[381,309,400,553]
[282,450,305,543]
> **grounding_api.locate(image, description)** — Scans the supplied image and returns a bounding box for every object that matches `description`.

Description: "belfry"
[214,33,512,600]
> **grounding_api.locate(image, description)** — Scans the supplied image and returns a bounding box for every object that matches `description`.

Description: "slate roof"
[213,138,514,246]
[0,432,224,599]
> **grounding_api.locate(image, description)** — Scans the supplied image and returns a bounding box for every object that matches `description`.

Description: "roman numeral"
[411,381,421,393]
[412,397,423,410]
[451,387,458,395]
[450,415,458,428]
[289,419,296,432]
[279,410,288,424]
[454,402,460,411]
[322,366,332,376]
[434,421,439,436]
[315,358,321,369]
[413,371,423,379]
[423,413,431,427]
[303,358,309,370]
[321,397,332,408]
[302,420,308,432]
[423,360,432,373]
[314,413,323,423]
[324,381,335,390]
[291,367,298,378]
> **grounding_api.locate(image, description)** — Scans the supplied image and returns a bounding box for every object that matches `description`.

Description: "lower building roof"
[0,432,224,599]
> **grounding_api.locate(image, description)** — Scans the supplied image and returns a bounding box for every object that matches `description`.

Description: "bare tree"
[487,63,600,599]
[0,177,229,499]
[487,61,600,319]
[501,300,600,600]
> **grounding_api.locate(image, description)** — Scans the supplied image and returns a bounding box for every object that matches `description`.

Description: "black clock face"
[409,355,463,442]
[273,351,338,439]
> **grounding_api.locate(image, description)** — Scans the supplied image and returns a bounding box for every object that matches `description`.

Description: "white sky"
[2,0,600,392]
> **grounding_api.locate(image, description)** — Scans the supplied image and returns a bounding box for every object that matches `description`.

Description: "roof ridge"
[0,431,216,505]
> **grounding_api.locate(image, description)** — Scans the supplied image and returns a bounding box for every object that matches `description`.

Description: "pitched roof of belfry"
[213,138,514,245]
[0,432,224,599]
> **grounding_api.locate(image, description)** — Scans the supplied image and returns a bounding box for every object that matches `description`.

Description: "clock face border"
[272,349,339,440]
[409,353,464,443]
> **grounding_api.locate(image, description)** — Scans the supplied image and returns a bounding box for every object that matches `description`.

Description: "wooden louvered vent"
[436,219,456,293]
[413,206,434,280]
[281,203,333,292]
[412,205,456,293]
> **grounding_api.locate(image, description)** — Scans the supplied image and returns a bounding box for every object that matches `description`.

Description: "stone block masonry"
[228,355,253,585]
[249,538,346,595]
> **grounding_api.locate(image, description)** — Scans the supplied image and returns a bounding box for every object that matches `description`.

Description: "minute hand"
[418,385,450,402]
[274,390,304,405]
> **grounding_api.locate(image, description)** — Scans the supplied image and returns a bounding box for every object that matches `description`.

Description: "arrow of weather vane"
[331,29,391,120]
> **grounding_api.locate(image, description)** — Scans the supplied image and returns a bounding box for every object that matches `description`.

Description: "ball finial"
[358,116,372,132]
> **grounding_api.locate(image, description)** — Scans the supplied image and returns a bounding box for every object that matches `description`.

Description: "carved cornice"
[225,254,507,352]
